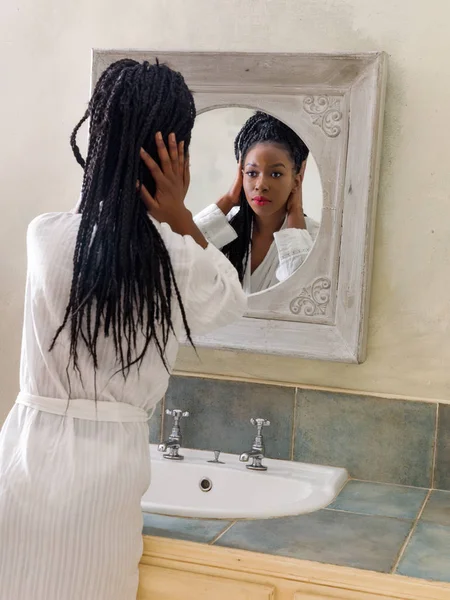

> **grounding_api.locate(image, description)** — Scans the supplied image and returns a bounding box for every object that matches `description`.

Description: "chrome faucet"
[158,409,190,460]
[239,418,270,471]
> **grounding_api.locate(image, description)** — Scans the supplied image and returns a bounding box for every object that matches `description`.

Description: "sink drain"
[199,477,213,493]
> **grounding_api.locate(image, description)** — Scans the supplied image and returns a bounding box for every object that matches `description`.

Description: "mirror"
[186,108,323,294]
[92,51,387,362]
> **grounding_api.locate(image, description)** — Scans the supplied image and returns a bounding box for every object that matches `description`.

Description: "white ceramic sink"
[141,445,348,519]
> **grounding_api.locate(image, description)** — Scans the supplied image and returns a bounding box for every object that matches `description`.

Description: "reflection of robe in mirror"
[194,205,319,294]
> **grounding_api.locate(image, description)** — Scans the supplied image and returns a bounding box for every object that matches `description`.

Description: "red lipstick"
[253,196,271,206]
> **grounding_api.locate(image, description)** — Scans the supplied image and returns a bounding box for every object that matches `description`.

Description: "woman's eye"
[245,171,257,177]
[271,172,282,178]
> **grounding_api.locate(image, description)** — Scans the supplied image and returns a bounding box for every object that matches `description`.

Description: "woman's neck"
[254,209,286,236]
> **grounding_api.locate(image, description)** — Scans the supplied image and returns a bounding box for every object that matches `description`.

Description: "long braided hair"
[223,112,309,283]
[51,59,196,377]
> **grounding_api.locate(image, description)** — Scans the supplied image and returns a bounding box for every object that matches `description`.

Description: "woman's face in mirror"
[242,142,301,218]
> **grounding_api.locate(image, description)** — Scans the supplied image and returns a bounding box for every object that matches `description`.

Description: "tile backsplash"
[163,378,294,459]
[150,376,446,490]
[294,390,436,488]
[435,404,450,490]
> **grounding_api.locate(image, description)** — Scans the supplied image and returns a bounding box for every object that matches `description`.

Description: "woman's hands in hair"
[286,180,307,230]
[139,132,189,220]
[139,133,207,248]
[216,158,243,216]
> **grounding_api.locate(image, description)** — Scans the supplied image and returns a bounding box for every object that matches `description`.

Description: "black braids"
[90,198,117,358]
[223,112,310,282]
[108,214,175,380]
[70,111,89,168]
[121,86,146,371]
[102,71,140,372]
[165,73,186,139]
[51,59,196,380]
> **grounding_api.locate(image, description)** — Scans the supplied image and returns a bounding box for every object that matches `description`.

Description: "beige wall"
[1,0,449,423]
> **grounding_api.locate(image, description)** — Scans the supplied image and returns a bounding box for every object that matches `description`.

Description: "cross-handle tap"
[240,418,271,471]
[158,409,190,460]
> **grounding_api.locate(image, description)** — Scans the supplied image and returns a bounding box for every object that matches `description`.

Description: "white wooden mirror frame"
[92,50,387,363]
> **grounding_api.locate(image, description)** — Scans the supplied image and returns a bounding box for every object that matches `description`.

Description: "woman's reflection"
[194,112,319,294]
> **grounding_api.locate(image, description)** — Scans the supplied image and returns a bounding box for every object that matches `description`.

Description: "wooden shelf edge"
[142,535,450,600]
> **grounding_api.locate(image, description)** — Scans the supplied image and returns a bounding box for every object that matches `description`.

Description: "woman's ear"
[299,159,307,182]
[291,172,302,193]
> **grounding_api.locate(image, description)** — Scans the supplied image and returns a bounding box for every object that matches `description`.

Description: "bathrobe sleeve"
[156,220,247,335]
[193,204,238,250]
[274,217,321,282]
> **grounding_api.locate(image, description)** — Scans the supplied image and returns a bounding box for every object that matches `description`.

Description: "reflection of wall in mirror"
[185,108,323,223]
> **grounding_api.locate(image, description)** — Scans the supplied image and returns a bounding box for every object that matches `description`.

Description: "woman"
[195,112,320,294]
[0,59,246,600]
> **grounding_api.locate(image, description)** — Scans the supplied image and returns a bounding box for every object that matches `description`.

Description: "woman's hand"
[139,132,207,248]
[286,181,307,230]
[139,132,191,228]
[216,158,243,216]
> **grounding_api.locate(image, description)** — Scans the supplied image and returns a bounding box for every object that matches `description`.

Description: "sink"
[141,445,348,519]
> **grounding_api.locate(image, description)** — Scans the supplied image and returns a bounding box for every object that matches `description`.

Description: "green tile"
[142,512,230,543]
[164,377,295,459]
[328,481,427,520]
[396,522,450,583]
[294,391,435,487]
[435,404,450,491]
[215,510,412,573]
[421,490,450,527]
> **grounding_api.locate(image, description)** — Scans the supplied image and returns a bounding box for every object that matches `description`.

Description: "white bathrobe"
[0,211,246,600]
[194,204,320,294]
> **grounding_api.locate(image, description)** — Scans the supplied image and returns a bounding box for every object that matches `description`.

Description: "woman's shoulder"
[27,212,81,252]
[28,211,81,233]
[305,215,320,239]
[29,211,80,226]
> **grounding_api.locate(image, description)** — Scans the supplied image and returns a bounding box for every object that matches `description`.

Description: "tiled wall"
[150,376,449,491]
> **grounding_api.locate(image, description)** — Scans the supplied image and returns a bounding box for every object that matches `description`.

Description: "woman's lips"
[252,196,271,206]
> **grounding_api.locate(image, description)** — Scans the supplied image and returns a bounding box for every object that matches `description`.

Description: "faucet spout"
[158,439,183,460]
[158,440,180,453]
[239,449,263,463]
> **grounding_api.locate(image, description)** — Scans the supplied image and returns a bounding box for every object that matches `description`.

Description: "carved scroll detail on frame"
[303,96,343,138]
[290,277,332,316]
